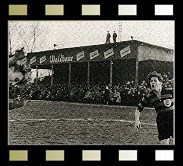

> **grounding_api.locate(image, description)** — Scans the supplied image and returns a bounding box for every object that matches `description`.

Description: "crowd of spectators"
[9,73,173,106]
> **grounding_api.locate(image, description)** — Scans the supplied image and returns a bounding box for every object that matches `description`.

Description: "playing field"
[9,100,160,145]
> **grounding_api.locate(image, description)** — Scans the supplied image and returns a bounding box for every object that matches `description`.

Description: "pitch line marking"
[9,120,16,122]
[27,118,47,121]
[29,100,155,110]
[9,119,47,122]
[61,118,156,126]
[9,118,156,126]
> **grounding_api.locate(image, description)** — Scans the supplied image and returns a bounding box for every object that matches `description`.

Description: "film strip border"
[8,4,174,16]
[8,149,175,162]
[4,1,177,166]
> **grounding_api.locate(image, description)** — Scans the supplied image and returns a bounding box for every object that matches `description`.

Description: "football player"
[135,71,174,145]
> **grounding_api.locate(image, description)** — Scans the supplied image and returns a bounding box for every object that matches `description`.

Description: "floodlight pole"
[118,23,122,42]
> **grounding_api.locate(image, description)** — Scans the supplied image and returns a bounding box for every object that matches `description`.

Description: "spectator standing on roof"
[113,31,117,43]
[106,31,111,43]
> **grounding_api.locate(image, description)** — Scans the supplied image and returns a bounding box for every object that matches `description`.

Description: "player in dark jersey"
[135,71,174,145]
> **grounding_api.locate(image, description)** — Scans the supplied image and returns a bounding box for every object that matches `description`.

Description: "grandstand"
[26,40,173,87]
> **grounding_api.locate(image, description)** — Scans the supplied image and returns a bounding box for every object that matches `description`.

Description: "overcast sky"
[9,20,174,54]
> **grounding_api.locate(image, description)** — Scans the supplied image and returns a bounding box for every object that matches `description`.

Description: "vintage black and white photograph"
[8,21,174,145]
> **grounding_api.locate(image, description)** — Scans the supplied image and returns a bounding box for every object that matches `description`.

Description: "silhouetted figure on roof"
[113,31,117,43]
[106,31,111,44]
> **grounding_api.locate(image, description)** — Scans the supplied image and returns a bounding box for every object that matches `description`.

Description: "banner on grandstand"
[27,40,173,66]
[40,55,46,64]
[50,54,73,63]
[30,56,36,64]
[20,57,27,65]
[90,50,99,60]
[76,51,85,61]
[104,48,114,59]
[120,46,131,58]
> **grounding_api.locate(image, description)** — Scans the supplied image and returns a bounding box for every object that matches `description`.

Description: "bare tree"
[8,22,22,55]
[8,21,49,54]
[17,22,40,53]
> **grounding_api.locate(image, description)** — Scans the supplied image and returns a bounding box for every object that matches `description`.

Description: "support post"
[35,65,38,87]
[135,51,139,88]
[87,62,90,87]
[51,64,54,87]
[68,63,71,87]
[110,60,113,87]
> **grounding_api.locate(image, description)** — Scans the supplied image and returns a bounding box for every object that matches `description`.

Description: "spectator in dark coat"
[104,86,113,105]
[106,31,111,43]
[113,31,117,43]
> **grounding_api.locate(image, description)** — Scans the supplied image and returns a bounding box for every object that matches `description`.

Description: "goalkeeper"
[135,71,174,145]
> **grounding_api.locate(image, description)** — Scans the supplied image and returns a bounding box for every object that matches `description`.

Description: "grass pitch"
[9,100,159,145]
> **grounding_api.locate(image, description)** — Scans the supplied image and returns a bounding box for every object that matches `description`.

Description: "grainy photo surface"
[8,21,174,145]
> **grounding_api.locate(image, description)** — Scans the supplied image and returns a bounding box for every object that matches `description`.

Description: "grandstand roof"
[26,40,173,68]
